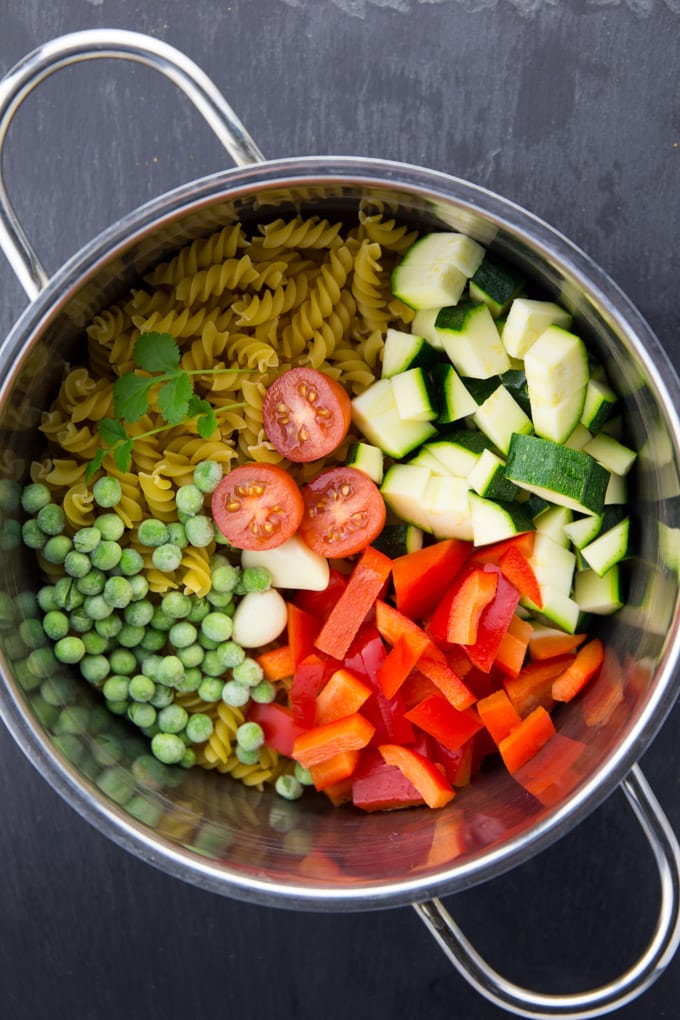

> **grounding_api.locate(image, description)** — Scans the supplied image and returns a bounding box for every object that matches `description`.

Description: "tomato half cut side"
[262,367,352,463]
[299,467,386,557]
[211,463,304,550]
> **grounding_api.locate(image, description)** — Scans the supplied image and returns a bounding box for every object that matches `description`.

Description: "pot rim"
[1,154,680,911]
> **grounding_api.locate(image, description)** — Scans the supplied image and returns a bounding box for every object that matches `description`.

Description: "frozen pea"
[81,630,110,656]
[205,590,234,610]
[176,484,204,516]
[210,562,239,593]
[80,654,110,685]
[232,657,263,688]
[201,612,233,643]
[201,650,226,677]
[294,763,315,786]
[151,732,186,765]
[103,576,133,609]
[236,745,260,765]
[77,569,106,597]
[157,655,185,688]
[184,515,214,548]
[149,684,175,709]
[176,668,202,693]
[37,586,58,613]
[217,640,245,669]
[140,628,167,652]
[73,527,101,554]
[53,577,82,611]
[185,713,213,743]
[102,675,130,702]
[158,704,188,734]
[152,543,183,572]
[124,599,154,628]
[128,674,156,702]
[241,566,272,593]
[187,597,211,624]
[137,519,169,547]
[236,721,264,752]
[197,677,224,702]
[177,643,204,669]
[21,482,52,514]
[90,540,122,572]
[43,535,72,565]
[19,618,47,650]
[37,503,66,536]
[118,547,144,576]
[128,702,157,729]
[150,607,174,631]
[221,680,251,708]
[275,774,303,801]
[109,647,137,675]
[166,522,187,549]
[22,519,47,550]
[128,574,150,602]
[117,623,145,648]
[250,680,276,704]
[180,748,196,769]
[93,476,122,508]
[161,591,192,619]
[64,550,93,578]
[140,655,162,681]
[94,513,125,541]
[68,607,93,634]
[95,614,123,639]
[169,621,198,649]
[199,632,218,651]
[84,595,114,621]
[193,460,223,494]
[54,636,86,664]
[106,699,130,716]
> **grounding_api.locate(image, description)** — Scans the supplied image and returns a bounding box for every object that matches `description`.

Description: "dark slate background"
[1,2,679,1018]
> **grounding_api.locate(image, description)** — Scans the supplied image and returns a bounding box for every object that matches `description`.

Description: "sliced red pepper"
[416,651,477,711]
[428,735,474,788]
[552,638,605,702]
[405,694,483,752]
[476,689,523,745]
[495,614,532,678]
[315,668,372,725]
[470,532,535,565]
[392,538,470,619]
[529,628,587,661]
[462,568,520,672]
[399,669,440,710]
[498,705,556,774]
[314,546,392,660]
[247,701,307,757]
[429,567,499,646]
[290,653,333,728]
[287,603,322,666]
[378,744,455,809]
[502,653,575,716]
[374,599,436,654]
[343,623,415,745]
[323,778,354,806]
[294,567,348,620]
[309,749,361,790]
[351,748,425,812]
[376,630,431,700]
[256,644,294,682]
[497,544,543,608]
[293,712,376,768]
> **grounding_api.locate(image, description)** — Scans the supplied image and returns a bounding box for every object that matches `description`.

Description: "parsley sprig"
[86,332,250,480]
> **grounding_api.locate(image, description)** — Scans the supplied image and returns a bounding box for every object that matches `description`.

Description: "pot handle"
[0,29,265,300]
[413,764,680,1019]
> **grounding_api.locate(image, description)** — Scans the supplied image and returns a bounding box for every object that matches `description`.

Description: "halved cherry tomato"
[211,462,303,550]
[299,467,386,557]
[262,367,352,463]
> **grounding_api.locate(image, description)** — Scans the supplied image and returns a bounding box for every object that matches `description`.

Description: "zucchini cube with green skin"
[411,307,444,349]
[380,464,432,532]
[469,255,524,319]
[392,367,438,422]
[581,378,619,433]
[573,565,623,615]
[534,504,574,547]
[580,517,630,576]
[467,448,519,501]
[351,378,437,459]
[502,298,573,359]
[424,432,492,477]
[504,433,610,516]
[525,325,589,444]
[472,385,533,456]
[469,493,535,546]
[563,513,603,550]
[564,424,593,451]
[423,475,474,541]
[345,442,384,485]
[435,301,511,379]
[582,433,637,477]
[430,363,479,424]
[381,328,438,379]
[391,232,485,310]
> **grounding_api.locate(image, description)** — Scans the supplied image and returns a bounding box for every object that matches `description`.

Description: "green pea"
[176,484,204,516]
[94,614,123,639]
[90,540,122,572]
[64,550,93,578]
[17,592,39,619]
[37,586,58,613]
[21,482,52,514]
[131,753,169,790]
[140,627,167,652]
[221,680,250,708]
[22,519,47,550]
[96,767,134,806]
[169,621,198,649]
[199,633,218,651]
[149,684,175,709]
[236,745,260,765]
[166,522,187,549]
[81,630,110,656]
[0,479,20,512]
[177,643,204,668]
[138,519,169,547]
[210,562,240,593]
[103,576,133,609]
[80,654,110,685]
[77,569,106,596]
[105,699,130,716]
[124,601,155,631]
[84,595,114,621]
[205,590,234,610]
[241,566,272,593]
[73,526,101,554]
[176,667,202,693]
[161,592,192,619]
[68,607,93,634]
[187,597,211,624]
[275,774,303,801]
[193,460,223,494]
[109,647,137,676]
[42,535,73,564]
[157,654,185,688]
[152,543,183,573]
[93,476,122,508]
[91,733,124,767]
[102,675,130,702]
[185,515,214,548]
[128,702,157,729]
[126,795,164,826]
[201,650,226,678]
[150,607,174,631]
[130,574,150,602]
[232,657,263,688]
[201,611,233,644]
[55,705,91,737]
[197,677,224,702]
[151,732,186,765]
[117,623,145,648]
[250,680,276,704]
[158,704,188,734]
[128,674,156,702]
[118,547,144,576]
[185,713,213,743]
[236,721,264,752]
[37,503,66,536]
[294,763,315,786]
[94,513,125,541]
[180,747,196,769]
[54,636,86,664]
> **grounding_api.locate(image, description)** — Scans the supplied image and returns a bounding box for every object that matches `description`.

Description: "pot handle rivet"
[0,29,265,300]
[413,764,680,1019]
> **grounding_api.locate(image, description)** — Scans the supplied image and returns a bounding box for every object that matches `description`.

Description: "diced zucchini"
[435,302,511,379]
[582,433,637,476]
[392,367,438,422]
[604,471,627,505]
[424,431,492,476]
[501,368,532,417]
[472,385,533,456]
[534,504,574,547]
[345,441,384,484]
[573,566,623,614]
[529,532,577,595]
[352,379,437,458]
[391,232,484,310]
[431,363,479,424]
[581,378,618,433]
[580,517,630,576]
[372,523,424,558]
[531,586,581,634]
[524,326,589,443]
[381,328,438,378]
[411,307,444,348]
[469,493,535,546]
[564,424,593,451]
[462,376,502,405]
[469,255,524,318]
[502,298,573,358]
[380,464,432,531]
[504,434,610,515]
[423,475,474,541]
[409,447,453,476]
[467,448,519,501]
[563,514,603,550]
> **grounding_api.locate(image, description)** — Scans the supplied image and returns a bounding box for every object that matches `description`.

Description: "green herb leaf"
[134,332,180,373]
[112,439,134,474]
[188,395,218,439]
[86,448,106,483]
[157,372,193,426]
[114,374,154,423]
[98,417,128,446]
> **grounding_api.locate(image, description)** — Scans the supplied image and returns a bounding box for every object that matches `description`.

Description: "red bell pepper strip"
[462,568,520,672]
[315,668,372,725]
[309,749,361,790]
[290,653,333,728]
[378,744,455,809]
[376,630,431,700]
[294,567,348,620]
[427,735,474,788]
[429,568,499,646]
[529,628,587,661]
[287,603,322,666]
[374,599,436,653]
[552,638,605,702]
[314,546,392,660]
[502,653,575,716]
[469,531,535,565]
[256,644,294,682]
[391,538,470,619]
[247,701,307,757]
[495,629,529,678]
[351,749,425,812]
[405,694,483,752]
[416,651,477,711]
[498,705,556,774]
[399,669,440,710]
[497,544,543,608]
[343,622,416,745]
[322,779,354,806]
[476,689,523,745]
[293,712,376,768]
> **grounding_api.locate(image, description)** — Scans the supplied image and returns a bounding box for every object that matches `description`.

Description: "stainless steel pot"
[1,30,679,1020]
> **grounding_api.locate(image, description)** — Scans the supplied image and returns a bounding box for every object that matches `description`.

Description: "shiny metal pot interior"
[1,31,680,1020]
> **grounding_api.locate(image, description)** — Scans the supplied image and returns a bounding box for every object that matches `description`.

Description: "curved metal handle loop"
[0,28,266,300]
[414,764,680,1019]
